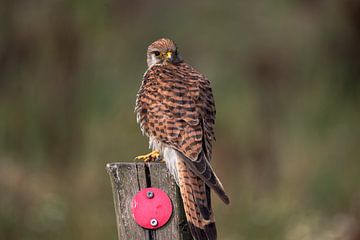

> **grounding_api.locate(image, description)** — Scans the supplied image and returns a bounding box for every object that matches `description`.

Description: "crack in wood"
[135,163,141,190]
[144,163,155,240]
[144,163,152,187]
[106,162,191,240]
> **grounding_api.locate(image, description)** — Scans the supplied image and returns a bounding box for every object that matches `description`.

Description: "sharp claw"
[134,150,161,162]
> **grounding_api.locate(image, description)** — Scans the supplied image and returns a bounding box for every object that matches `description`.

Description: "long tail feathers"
[176,158,217,240]
[183,151,230,205]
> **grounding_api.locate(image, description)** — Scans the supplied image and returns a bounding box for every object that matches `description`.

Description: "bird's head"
[146,38,182,68]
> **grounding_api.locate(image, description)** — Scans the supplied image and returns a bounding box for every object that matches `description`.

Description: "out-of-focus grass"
[1,1,359,239]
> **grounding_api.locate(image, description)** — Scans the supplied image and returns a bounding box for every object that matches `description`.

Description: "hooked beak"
[165,51,173,62]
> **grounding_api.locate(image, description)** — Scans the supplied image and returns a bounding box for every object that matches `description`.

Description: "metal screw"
[146,191,154,199]
[150,218,158,227]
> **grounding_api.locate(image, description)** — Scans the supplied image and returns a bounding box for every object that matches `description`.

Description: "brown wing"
[135,62,229,204]
[136,63,203,158]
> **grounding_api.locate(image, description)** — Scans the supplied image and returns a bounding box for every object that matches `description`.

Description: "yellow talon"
[135,150,161,162]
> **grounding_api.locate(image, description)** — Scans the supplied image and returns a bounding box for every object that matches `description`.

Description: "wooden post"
[106,162,193,240]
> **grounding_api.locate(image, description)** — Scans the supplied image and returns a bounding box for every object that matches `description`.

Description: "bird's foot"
[135,150,161,162]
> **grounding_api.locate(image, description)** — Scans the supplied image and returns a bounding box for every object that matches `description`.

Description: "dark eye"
[153,51,160,56]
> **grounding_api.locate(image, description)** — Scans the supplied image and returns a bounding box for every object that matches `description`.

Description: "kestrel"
[135,38,230,240]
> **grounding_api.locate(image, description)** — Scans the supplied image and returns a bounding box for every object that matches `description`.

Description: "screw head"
[146,191,154,199]
[150,219,158,227]
[131,187,173,229]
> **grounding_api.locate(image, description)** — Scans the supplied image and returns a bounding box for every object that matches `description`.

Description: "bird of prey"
[135,38,230,240]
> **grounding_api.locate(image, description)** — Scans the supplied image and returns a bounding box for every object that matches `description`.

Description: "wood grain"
[106,162,193,240]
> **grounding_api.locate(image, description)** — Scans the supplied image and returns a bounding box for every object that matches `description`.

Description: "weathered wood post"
[106,162,193,240]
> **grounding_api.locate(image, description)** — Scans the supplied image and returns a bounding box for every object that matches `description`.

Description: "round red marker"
[131,187,173,229]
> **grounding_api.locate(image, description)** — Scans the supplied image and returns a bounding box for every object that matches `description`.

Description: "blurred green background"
[1,0,360,239]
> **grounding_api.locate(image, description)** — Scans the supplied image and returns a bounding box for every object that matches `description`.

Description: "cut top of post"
[106,162,193,240]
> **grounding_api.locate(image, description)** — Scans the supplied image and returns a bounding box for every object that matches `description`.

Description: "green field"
[1,1,359,239]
